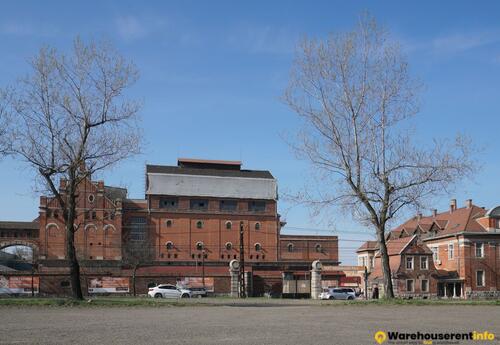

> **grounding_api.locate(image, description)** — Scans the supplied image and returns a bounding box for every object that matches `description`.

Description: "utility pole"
[239,221,246,298]
[202,249,205,289]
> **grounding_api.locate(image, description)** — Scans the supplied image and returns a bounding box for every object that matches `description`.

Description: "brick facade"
[1,159,339,296]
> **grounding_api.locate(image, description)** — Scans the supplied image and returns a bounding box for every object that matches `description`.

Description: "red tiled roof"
[385,236,415,256]
[356,241,378,253]
[389,204,487,239]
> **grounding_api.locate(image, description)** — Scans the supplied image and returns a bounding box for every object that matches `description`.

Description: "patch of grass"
[0,297,199,308]
[0,296,498,308]
[321,298,500,306]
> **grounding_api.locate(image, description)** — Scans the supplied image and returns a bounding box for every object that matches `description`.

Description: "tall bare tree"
[284,15,475,298]
[1,38,142,299]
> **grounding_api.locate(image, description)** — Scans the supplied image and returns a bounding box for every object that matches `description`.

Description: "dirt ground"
[0,304,499,345]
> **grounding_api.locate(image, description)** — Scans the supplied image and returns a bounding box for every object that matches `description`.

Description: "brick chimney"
[466,199,473,209]
[417,212,422,221]
[450,199,457,213]
[432,209,437,217]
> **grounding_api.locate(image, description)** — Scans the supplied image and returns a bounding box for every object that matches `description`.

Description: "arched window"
[254,243,262,252]
[225,242,233,250]
[287,243,294,252]
[315,243,322,253]
[255,222,261,230]
[166,220,173,228]
[225,221,232,230]
[196,220,203,229]
[196,241,204,251]
[165,241,174,250]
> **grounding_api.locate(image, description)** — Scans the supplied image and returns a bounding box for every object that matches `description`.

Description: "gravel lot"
[0,304,499,345]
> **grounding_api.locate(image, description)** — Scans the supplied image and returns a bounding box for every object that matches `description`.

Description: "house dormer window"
[406,256,414,270]
[420,256,428,270]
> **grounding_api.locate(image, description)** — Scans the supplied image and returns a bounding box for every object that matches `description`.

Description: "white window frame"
[420,256,428,270]
[475,243,484,258]
[370,256,375,269]
[406,279,414,292]
[406,256,414,270]
[431,247,439,261]
[476,270,485,287]
[448,243,454,259]
[421,279,429,292]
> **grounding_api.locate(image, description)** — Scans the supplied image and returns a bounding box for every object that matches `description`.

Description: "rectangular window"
[370,257,375,269]
[220,200,237,211]
[420,256,428,270]
[431,247,439,261]
[421,279,429,292]
[190,199,208,211]
[448,243,454,259]
[406,256,414,270]
[160,197,178,209]
[129,217,147,241]
[475,243,484,258]
[476,270,485,287]
[248,201,266,212]
[406,279,414,292]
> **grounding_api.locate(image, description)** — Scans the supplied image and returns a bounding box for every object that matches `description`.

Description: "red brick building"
[358,199,500,299]
[0,158,339,296]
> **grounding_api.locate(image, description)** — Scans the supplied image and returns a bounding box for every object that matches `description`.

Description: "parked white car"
[148,284,191,299]
[319,287,356,300]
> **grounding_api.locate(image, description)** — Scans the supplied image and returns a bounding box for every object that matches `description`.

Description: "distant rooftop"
[146,158,274,179]
[146,158,277,199]
[0,221,39,230]
[177,158,242,170]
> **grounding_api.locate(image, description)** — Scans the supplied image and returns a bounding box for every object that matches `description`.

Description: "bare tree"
[1,38,142,299]
[123,241,151,297]
[284,15,475,298]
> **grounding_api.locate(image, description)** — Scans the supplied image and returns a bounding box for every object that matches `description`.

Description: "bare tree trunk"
[376,227,394,298]
[132,265,137,297]
[66,174,83,300]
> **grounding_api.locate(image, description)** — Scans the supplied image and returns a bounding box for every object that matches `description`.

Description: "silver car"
[148,284,191,299]
[319,287,356,300]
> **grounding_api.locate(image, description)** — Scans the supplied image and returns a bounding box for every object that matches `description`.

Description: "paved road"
[0,304,499,345]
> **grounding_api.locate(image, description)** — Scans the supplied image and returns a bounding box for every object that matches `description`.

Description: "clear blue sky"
[1,1,499,264]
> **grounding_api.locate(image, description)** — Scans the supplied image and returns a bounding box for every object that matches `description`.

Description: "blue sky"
[1,1,499,264]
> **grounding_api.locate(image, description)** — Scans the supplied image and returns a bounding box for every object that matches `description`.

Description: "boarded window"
[248,201,266,212]
[160,198,178,209]
[190,199,208,211]
[220,200,237,211]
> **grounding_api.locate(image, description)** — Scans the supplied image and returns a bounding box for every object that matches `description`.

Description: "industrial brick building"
[358,199,500,299]
[0,158,340,296]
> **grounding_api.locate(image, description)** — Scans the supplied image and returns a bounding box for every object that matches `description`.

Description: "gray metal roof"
[146,164,274,179]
